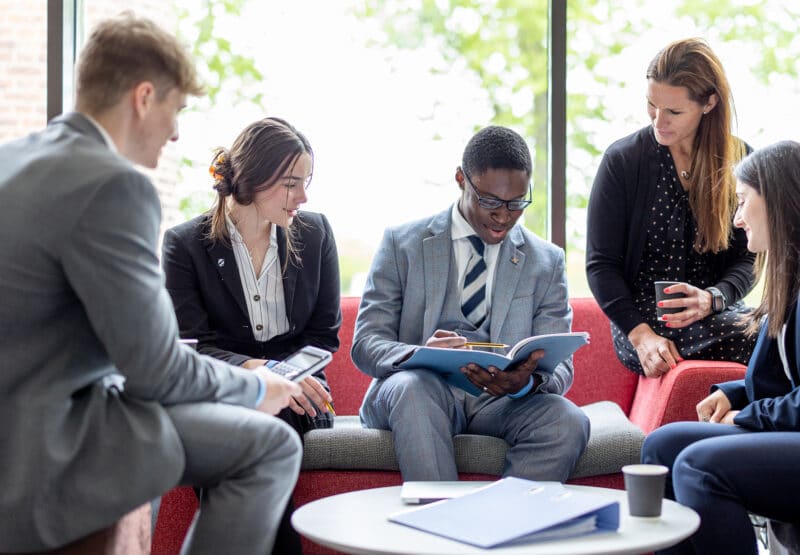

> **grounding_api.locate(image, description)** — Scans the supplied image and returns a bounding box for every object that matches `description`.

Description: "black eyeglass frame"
[461,167,532,211]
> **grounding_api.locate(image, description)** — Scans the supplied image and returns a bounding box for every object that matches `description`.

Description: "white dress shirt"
[225,216,290,342]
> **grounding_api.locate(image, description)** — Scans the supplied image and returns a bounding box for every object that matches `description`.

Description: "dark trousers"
[642,422,800,555]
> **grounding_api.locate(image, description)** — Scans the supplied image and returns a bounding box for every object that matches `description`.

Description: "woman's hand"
[658,282,714,328]
[696,389,734,423]
[628,323,684,377]
[287,375,333,417]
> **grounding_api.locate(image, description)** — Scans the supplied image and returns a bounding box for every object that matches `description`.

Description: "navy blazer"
[716,302,800,431]
[162,211,342,367]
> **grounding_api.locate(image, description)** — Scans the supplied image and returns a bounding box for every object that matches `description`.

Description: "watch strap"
[705,286,726,314]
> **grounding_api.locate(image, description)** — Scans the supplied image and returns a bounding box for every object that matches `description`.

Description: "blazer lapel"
[490,226,525,341]
[278,226,300,319]
[205,238,248,318]
[421,212,451,337]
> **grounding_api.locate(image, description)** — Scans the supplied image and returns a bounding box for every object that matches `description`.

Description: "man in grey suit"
[0,13,314,554]
[353,126,590,482]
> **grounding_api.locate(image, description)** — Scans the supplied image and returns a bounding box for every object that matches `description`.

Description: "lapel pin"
[217,258,225,267]
[511,256,519,265]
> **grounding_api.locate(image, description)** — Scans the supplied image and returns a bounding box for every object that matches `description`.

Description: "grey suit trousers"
[167,403,302,555]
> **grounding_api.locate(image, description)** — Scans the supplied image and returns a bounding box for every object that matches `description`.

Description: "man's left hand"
[461,349,544,396]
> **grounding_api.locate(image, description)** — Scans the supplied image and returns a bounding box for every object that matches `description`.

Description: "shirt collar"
[450,203,479,241]
[225,214,278,246]
[82,114,118,153]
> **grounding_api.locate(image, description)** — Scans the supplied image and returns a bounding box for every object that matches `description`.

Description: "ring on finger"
[482,385,489,393]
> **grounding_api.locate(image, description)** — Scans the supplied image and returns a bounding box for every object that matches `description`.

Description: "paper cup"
[654,281,686,320]
[622,464,668,517]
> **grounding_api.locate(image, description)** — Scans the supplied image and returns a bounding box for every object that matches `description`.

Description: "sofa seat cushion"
[302,400,644,478]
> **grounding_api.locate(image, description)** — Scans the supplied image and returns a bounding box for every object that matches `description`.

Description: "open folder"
[389,477,619,548]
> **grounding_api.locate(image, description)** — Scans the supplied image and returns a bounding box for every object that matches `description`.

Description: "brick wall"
[0,0,186,235]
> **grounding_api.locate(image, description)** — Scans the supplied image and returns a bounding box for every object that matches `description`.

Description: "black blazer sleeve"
[161,219,250,366]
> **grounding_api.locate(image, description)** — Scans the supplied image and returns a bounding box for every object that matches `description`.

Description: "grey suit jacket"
[351,207,574,396]
[0,113,262,551]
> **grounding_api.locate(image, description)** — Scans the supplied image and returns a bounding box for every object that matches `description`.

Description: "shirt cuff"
[254,374,266,408]
[507,376,535,399]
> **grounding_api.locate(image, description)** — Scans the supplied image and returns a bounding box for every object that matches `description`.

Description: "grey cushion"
[302,400,644,478]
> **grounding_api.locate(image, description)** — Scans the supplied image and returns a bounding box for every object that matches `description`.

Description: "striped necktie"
[461,235,487,326]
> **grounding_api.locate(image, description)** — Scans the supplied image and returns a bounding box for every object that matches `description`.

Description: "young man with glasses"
[351,125,589,482]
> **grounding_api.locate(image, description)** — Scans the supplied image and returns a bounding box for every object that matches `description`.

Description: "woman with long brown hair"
[586,38,756,377]
[642,140,800,554]
[162,116,341,554]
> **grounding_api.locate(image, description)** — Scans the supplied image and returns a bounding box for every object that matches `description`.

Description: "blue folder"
[399,332,589,396]
[389,477,619,548]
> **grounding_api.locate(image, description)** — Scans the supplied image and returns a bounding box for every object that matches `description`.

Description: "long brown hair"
[735,141,800,338]
[207,117,313,264]
[647,38,746,253]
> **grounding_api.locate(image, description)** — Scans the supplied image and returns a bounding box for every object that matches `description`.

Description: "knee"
[377,370,449,407]
[559,403,590,450]
[251,415,303,470]
[641,423,685,467]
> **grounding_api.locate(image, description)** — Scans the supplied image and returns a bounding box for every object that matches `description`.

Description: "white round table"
[292,484,699,555]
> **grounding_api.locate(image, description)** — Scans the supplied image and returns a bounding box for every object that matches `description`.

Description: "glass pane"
[80,1,548,296]
[566,0,799,298]
[0,0,47,142]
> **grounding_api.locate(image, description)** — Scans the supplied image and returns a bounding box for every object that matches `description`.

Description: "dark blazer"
[0,113,262,551]
[716,302,800,431]
[586,125,756,335]
[162,210,341,373]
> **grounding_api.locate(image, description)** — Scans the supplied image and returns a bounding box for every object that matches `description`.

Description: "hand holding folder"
[389,477,619,548]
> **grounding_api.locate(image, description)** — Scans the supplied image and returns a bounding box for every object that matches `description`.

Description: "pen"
[324,400,336,416]
[463,342,509,348]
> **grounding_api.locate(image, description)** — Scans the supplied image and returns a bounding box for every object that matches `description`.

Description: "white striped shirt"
[225,216,290,342]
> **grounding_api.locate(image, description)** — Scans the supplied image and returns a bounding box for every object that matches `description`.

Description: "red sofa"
[152,296,747,555]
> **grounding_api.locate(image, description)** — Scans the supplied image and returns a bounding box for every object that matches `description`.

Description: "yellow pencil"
[324,400,336,416]
[463,342,509,348]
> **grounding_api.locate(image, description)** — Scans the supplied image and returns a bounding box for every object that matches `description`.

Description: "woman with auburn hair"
[162,117,341,554]
[642,140,800,554]
[586,37,756,378]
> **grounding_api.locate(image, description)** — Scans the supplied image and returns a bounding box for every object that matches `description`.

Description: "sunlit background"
[2,0,797,299]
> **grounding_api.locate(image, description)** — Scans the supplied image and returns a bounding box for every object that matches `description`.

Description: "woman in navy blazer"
[642,140,800,554]
[162,117,341,554]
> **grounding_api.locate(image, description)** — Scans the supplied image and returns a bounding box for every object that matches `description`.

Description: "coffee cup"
[654,281,686,320]
[622,464,668,517]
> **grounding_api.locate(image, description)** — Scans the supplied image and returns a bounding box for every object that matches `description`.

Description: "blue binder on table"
[388,477,619,548]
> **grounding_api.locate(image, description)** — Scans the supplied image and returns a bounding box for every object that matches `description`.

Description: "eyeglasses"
[461,168,532,211]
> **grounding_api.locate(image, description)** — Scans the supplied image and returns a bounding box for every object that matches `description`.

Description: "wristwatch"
[705,287,726,314]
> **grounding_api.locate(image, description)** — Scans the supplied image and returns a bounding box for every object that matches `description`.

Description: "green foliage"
[176,0,264,106]
[354,0,799,258]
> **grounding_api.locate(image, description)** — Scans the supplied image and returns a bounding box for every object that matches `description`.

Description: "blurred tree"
[174,0,265,221]
[355,0,800,251]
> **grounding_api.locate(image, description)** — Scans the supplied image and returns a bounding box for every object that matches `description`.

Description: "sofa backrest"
[566,297,638,414]
[327,296,639,416]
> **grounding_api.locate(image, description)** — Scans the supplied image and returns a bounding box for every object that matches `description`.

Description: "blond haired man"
[0,12,309,554]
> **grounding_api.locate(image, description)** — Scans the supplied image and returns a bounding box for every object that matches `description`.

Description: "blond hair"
[76,11,204,113]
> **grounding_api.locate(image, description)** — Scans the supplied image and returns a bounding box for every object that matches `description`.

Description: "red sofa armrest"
[628,360,747,434]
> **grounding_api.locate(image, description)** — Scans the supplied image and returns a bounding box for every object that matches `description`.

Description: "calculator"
[270,345,333,382]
